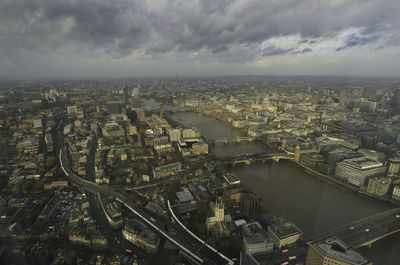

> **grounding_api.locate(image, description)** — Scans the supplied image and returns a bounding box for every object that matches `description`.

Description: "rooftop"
[313,237,371,265]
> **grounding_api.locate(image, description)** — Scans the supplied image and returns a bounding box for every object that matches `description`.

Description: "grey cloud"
[1,0,399,58]
[0,0,400,78]
[336,33,380,51]
[261,46,295,57]
[291,48,312,55]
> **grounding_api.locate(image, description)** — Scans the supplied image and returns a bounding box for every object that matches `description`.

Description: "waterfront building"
[366,177,391,196]
[267,220,303,248]
[168,128,181,142]
[242,193,262,217]
[223,172,241,186]
[243,222,273,255]
[182,127,201,138]
[334,157,387,187]
[387,158,400,175]
[392,185,400,200]
[325,147,361,174]
[306,237,372,265]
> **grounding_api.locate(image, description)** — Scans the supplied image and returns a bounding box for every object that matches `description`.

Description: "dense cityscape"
[1,0,400,264]
[1,77,400,264]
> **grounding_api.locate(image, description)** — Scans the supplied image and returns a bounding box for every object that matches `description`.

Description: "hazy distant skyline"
[1,0,400,79]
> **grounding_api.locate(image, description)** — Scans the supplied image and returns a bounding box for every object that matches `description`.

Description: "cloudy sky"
[1,0,400,79]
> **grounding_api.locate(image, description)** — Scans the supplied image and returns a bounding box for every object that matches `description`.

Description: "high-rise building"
[392,85,400,106]
[362,87,370,99]
[306,237,372,265]
[339,88,346,107]
[123,86,130,104]
[160,105,164,119]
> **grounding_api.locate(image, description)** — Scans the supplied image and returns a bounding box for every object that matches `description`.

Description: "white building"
[168,128,181,142]
[182,128,201,139]
[334,157,387,187]
[243,222,273,255]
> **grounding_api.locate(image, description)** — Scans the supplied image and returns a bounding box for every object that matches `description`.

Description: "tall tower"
[214,197,225,222]
[339,88,346,107]
[295,145,301,162]
[392,84,400,106]
[281,139,286,151]
[123,86,129,104]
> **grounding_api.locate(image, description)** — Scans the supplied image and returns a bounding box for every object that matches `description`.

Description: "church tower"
[295,145,301,162]
[214,197,225,222]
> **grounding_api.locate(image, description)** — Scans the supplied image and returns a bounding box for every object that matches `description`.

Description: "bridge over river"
[308,207,400,248]
[217,150,294,164]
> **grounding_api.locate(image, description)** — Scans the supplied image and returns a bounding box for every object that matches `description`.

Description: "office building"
[168,128,181,142]
[175,190,197,214]
[392,185,400,200]
[267,220,303,248]
[334,157,387,187]
[306,237,372,265]
[387,158,400,175]
[243,222,273,255]
[366,177,391,196]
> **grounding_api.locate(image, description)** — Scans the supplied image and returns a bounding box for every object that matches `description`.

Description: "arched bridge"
[211,136,257,144]
[308,207,400,249]
[217,151,294,165]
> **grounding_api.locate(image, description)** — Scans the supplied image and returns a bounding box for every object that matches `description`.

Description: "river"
[168,111,400,265]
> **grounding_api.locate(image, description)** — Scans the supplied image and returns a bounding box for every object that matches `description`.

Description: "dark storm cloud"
[261,46,295,57]
[0,0,399,77]
[336,31,381,51]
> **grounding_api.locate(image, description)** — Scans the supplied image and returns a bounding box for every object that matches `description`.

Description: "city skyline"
[1,0,400,79]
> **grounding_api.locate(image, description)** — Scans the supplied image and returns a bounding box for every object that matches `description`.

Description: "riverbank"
[291,160,400,207]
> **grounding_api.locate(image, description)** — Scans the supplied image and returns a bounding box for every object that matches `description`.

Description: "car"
[395,214,400,218]
[365,228,370,232]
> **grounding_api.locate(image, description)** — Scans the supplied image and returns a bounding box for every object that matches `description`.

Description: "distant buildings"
[306,237,372,265]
